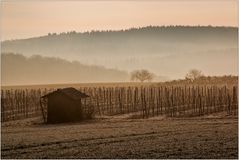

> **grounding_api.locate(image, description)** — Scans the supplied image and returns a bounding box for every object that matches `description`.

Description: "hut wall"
[47,93,82,123]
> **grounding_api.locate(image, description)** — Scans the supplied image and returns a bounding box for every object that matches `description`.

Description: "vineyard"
[1,85,238,122]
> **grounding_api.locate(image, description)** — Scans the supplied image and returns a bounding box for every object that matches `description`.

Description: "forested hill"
[2,26,237,59]
[1,26,237,80]
[1,53,129,86]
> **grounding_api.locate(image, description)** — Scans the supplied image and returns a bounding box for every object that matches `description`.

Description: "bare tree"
[131,69,154,82]
[185,69,204,82]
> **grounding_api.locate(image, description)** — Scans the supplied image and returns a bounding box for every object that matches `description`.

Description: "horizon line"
[2,24,237,42]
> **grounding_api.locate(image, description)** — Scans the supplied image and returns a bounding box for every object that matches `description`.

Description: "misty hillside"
[1,53,129,86]
[2,26,237,58]
[1,26,237,79]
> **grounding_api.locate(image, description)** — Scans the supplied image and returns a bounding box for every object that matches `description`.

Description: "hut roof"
[41,87,89,100]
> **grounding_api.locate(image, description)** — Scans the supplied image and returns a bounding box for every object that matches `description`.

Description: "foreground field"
[1,114,238,159]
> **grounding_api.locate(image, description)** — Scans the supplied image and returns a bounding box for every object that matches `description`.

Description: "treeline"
[2,26,237,58]
[163,75,238,86]
[11,25,237,39]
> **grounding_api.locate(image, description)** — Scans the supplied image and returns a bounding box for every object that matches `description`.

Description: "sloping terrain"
[1,53,129,85]
[2,26,237,80]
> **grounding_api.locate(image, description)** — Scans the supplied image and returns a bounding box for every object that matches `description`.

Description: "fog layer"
[1,26,237,85]
[1,53,129,86]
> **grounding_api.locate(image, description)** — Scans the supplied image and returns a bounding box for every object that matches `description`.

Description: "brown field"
[1,82,238,159]
[1,113,238,159]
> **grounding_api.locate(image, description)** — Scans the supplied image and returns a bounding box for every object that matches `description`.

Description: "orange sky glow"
[1,0,237,40]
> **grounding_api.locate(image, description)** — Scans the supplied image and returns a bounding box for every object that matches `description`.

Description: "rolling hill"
[1,53,130,85]
[1,26,237,80]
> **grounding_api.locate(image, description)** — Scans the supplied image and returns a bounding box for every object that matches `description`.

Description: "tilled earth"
[1,116,238,159]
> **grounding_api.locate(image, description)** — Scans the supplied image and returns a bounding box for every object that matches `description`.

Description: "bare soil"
[1,115,238,159]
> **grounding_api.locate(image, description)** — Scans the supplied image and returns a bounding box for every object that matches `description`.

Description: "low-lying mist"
[1,26,237,85]
[1,53,130,86]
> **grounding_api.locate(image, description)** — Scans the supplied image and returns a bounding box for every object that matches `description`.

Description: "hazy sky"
[1,0,237,40]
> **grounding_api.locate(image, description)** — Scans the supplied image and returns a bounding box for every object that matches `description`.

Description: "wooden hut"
[41,87,89,123]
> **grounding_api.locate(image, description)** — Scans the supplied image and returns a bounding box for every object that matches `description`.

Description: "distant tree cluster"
[185,69,238,84]
[43,25,236,38]
[130,69,155,82]
[185,69,204,82]
[163,69,238,85]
